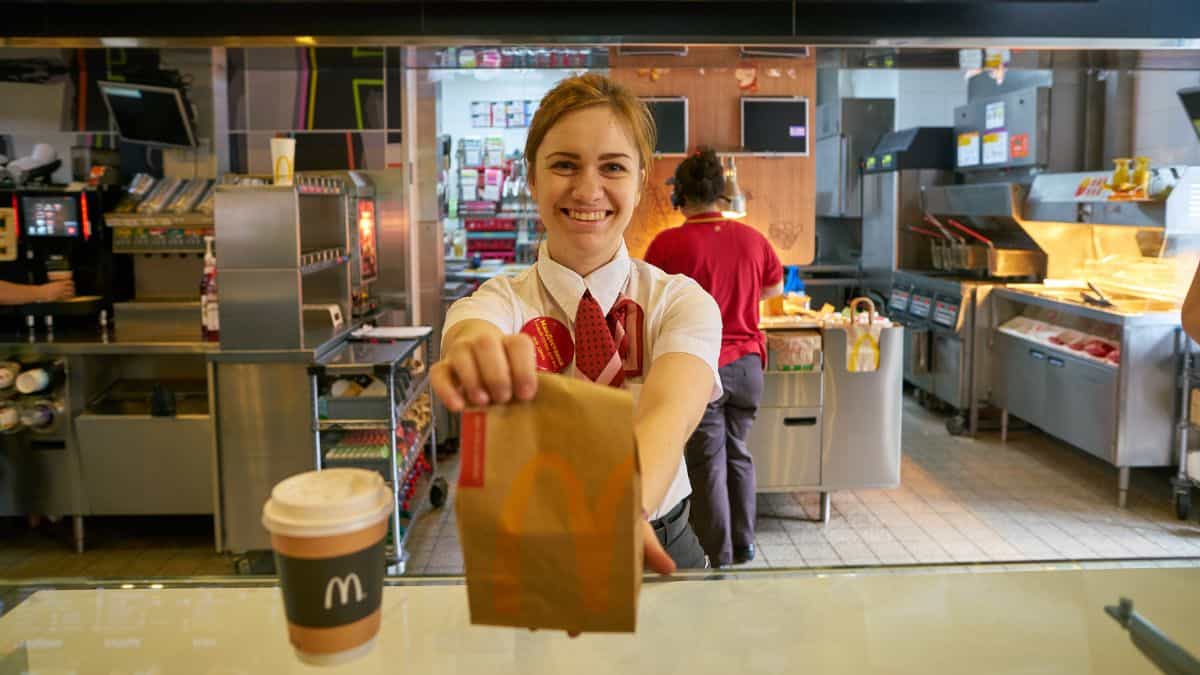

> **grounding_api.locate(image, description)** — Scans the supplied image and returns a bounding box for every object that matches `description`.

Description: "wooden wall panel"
[611,47,815,265]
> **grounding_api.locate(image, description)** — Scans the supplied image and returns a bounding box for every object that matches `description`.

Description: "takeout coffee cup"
[262,468,392,666]
[47,270,72,282]
[271,137,296,186]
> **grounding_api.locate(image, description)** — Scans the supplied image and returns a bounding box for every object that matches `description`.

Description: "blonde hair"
[524,73,656,188]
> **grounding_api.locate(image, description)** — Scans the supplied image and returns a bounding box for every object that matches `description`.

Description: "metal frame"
[641,96,689,157]
[6,38,1200,49]
[309,334,439,571]
[740,96,810,157]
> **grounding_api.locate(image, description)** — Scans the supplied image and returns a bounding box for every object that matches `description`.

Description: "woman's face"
[529,105,643,270]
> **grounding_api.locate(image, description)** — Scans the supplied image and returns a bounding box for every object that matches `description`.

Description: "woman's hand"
[431,322,538,411]
[38,280,75,303]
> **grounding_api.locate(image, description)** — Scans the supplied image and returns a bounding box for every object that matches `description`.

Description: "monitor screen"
[643,97,688,155]
[21,195,80,237]
[98,81,198,149]
[1180,86,1200,141]
[741,97,809,155]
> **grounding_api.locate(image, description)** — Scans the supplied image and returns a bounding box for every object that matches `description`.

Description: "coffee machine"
[0,187,130,332]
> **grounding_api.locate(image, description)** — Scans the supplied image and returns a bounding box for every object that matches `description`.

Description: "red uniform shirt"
[643,212,783,368]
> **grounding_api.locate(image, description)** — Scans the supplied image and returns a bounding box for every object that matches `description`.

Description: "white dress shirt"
[443,240,723,520]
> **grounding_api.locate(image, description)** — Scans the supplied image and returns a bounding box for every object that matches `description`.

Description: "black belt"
[649,496,689,532]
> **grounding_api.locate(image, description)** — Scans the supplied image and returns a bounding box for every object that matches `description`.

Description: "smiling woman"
[431,73,726,591]
[524,73,656,276]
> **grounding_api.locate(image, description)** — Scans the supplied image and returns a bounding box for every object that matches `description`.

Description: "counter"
[0,331,218,355]
[990,286,1182,506]
[749,322,904,523]
[998,284,1181,327]
[2,562,1198,673]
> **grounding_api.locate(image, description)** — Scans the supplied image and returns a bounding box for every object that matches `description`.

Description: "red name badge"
[520,316,574,373]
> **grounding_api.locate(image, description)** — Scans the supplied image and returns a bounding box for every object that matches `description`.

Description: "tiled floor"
[2,396,1199,580]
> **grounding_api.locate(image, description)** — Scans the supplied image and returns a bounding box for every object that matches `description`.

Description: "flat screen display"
[643,97,688,155]
[1180,86,1200,141]
[98,81,198,148]
[21,195,80,237]
[741,97,809,155]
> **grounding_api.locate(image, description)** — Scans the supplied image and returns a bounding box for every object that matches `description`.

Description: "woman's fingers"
[429,361,465,412]
[472,334,514,404]
[503,334,538,401]
[449,344,489,407]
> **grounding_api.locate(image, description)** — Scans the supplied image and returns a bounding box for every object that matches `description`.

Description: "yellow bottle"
[1111,158,1132,192]
[1132,156,1151,197]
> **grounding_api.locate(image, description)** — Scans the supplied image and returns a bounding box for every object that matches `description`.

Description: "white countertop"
[2,563,1197,674]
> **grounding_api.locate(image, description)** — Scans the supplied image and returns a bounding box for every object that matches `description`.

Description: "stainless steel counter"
[997,285,1182,327]
[749,324,904,523]
[0,333,218,356]
[989,286,1182,506]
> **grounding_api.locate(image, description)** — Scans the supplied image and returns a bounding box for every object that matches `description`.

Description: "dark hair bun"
[672,146,725,208]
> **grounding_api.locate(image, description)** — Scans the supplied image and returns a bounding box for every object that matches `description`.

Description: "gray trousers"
[685,354,764,566]
[652,497,708,569]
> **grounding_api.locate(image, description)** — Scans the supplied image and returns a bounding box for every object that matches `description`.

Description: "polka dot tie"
[575,290,624,388]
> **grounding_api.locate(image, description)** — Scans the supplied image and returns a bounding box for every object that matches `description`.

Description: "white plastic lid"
[15,370,47,394]
[261,468,392,538]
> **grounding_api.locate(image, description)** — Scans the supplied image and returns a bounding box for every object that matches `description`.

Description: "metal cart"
[308,330,448,572]
[1172,329,1199,520]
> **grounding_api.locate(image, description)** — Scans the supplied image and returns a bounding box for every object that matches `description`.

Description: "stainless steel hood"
[1024,169,1179,228]
[921,182,1032,241]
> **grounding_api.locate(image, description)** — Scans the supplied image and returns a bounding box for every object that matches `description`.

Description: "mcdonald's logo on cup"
[271,137,296,186]
[324,573,367,609]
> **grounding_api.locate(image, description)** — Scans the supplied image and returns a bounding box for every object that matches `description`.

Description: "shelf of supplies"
[321,422,431,473]
[319,334,429,373]
[396,371,431,417]
[396,425,433,477]
[465,231,518,239]
[105,213,214,228]
[300,252,349,276]
[318,372,430,429]
[114,247,206,255]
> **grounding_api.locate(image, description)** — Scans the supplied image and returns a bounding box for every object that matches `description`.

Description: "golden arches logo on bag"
[492,452,635,618]
[458,407,638,622]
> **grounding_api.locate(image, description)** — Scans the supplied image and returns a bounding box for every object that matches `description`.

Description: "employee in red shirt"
[643,147,783,567]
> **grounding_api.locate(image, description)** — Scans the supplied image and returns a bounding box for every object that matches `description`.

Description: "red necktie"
[575,290,625,388]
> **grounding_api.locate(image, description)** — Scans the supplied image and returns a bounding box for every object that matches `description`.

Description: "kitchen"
[1,2,1200,667]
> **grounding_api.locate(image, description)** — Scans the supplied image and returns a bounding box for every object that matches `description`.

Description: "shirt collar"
[536,240,632,323]
[683,211,726,225]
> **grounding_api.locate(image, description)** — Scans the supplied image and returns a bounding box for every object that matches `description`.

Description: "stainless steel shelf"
[105,213,214,228]
[317,371,429,429]
[300,254,349,276]
[114,248,206,254]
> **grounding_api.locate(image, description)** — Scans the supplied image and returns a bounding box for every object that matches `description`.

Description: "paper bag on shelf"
[455,372,642,633]
[845,297,883,373]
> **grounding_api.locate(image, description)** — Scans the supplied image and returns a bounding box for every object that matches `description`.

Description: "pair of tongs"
[1081,281,1115,308]
[923,214,962,243]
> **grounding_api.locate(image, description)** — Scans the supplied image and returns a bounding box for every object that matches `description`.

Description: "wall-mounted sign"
[985,101,1005,130]
[982,131,1008,164]
[957,132,980,167]
[1010,133,1030,159]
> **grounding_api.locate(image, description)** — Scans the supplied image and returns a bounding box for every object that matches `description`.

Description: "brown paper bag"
[455,372,643,633]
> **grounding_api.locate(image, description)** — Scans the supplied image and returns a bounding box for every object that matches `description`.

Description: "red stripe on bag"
[459,410,487,487]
